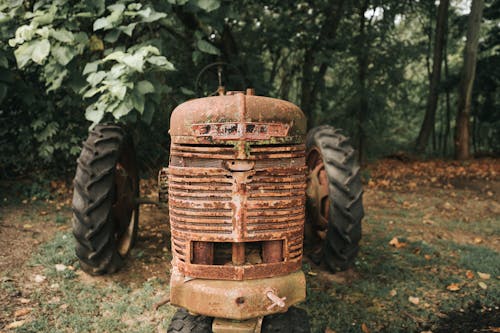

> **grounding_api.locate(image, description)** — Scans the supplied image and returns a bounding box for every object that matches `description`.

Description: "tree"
[455,0,485,160]
[415,0,450,154]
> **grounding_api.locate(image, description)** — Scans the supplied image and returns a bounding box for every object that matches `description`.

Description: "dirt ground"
[0,159,499,332]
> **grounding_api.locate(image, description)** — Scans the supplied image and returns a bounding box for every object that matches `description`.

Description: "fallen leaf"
[442,202,453,210]
[473,237,483,244]
[6,320,26,329]
[424,254,432,260]
[55,264,67,272]
[34,275,46,283]
[20,298,30,304]
[389,289,397,297]
[446,283,460,291]
[60,303,69,310]
[478,282,487,290]
[361,323,370,333]
[487,327,500,333]
[307,271,317,276]
[408,296,420,305]
[23,224,33,229]
[325,328,337,333]
[477,272,491,280]
[465,271,474,279]
[389,237,407,249]
[14,308,31,317]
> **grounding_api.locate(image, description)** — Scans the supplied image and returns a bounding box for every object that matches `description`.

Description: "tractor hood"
[169,92,306,144]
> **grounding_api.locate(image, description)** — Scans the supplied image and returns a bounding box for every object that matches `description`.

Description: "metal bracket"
[212,317,263,333]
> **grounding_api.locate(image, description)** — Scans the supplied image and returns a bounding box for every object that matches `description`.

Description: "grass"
[15,232,176,333]
[3,185,499,333]
[303,188,500,332]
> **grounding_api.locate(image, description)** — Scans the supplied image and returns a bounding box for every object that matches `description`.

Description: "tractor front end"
[167,89,307,329]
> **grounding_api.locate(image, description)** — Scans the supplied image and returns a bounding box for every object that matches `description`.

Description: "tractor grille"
[168,143,306,280]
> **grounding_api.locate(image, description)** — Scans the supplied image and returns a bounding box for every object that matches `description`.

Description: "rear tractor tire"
[305,125,364,272]
[72,124,139,275]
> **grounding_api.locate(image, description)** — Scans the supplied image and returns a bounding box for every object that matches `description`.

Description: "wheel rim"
[113,148,138,257]
[305,147,330,247]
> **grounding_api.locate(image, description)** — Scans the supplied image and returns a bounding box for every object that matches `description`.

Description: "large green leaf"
[31,39,51,64]
[50,29,74,43]
[85,105,105,123]
[147,56,175,70]
[86,71,107,86]
[197,40,220,55]
[122,53,144,72]
[13,41,36,68]
[137,80,155,94]
[191,0,220,12]
[51,45,77,66]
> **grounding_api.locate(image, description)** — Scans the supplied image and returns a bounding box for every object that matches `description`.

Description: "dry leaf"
[307,271,317,276]
[389,237,407,249]
[424,254,432,260]
[361,323,370,333]
[446,283,460,291]
[325,328,337,333]
[408,296,420,305]
[473,237,483,244]
[55,264,67,272]
[34,275,46,283]
[6,320,26,329]
[14,308,31,317]
[20,298,30,304]
[477,272,491,280]
[487,327,500,333]
[442,202,453,210]
[478,282,488,290]
[465,270,474,279]
[389,289,397,297]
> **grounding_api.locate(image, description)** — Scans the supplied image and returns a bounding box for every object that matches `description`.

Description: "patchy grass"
[303,187,500,333]
[14,232,176,333]
[1,172,499,332]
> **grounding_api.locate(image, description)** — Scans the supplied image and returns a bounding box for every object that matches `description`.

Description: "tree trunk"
[415,0,449,153]
[357,0,370,165]
[455,0,484,160]
[443,24,451,156]
[299,0,345,128]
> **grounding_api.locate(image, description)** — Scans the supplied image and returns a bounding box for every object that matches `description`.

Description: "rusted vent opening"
[191,241,284,266]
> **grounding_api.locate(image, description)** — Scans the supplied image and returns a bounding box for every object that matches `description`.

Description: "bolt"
[266,290,286,310]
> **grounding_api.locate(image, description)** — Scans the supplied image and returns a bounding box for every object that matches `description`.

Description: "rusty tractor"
[72,88,363,333]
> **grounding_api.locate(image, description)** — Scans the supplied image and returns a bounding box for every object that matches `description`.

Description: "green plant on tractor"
[72,66,364,333]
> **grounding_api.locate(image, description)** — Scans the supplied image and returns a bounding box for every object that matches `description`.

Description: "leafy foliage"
[1,0,498,177]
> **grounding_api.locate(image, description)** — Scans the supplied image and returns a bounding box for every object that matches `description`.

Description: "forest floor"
[0,158,499,333]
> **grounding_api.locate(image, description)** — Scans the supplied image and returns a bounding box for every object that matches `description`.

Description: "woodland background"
[0,1,499,332]
[0,0,498,180]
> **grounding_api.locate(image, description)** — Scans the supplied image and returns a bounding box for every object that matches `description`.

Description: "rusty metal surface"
[169,268,306,320]
[212,317,262,333]
[158,167,169,203]
[168,91,307,283]
[169,93,306,145]
[304,147,329,256]
[168,161,306,280]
